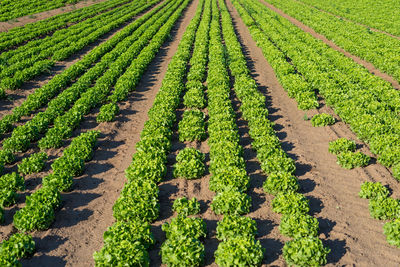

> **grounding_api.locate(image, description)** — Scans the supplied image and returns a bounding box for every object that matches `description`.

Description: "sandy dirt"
[0,0,109,32]
[259,0,400,91]
[226,0,400,265]
[11,0,200,265]
[0,1,165,119]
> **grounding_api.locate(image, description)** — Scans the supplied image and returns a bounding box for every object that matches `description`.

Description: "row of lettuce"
[0,0,158,97]
[0,0,179,174]
[0,0,132,52]
[296,0,400,37]
[1,0,194,264]
[93,0,198,264]
[0,130,100,265]
[265,0,400,86]
[232,0,400,180]
[0,0,83,22]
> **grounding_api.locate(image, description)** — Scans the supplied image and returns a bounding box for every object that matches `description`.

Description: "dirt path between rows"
[14,0,199,266]
[258,0,400,91]
[0,1,165,119]
[0,0,109,32]
[292,0,400,40]
[226,0,400,265]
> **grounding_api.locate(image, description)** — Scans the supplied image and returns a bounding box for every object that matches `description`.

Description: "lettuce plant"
[97,103,119,122]
[283,237,329,267]
[337,151,370,169]
[172,197,200,216]
[310,113,335,127]
[369,196,400,220]
[211,190,251,215]
[216,215,257,241]
[328,138,356,155]
[272,192,310,215]
[178,109,206,142]
[383,219,400,248]
[215,236,264,266]
[162,215,206,240]
[18,152,48,175]
[263,172,299,195]
[393,163,400,181]
[279,213,319,238]
[173,148,205,179]
[359,182,389,199]
[161,237,204,267]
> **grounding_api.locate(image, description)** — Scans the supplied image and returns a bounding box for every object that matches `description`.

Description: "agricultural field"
[0,0,399,266]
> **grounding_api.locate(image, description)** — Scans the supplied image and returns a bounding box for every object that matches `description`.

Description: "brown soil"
[11,0,200,265]
[0,0,109,32]
[293,0,400,40]
[226,0,400,266]
[0,1,165,119]
[259,0,400,91]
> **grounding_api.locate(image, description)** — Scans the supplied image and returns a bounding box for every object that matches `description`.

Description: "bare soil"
[0,0,109,32]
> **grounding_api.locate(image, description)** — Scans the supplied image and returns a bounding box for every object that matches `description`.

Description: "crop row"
[0,0,83,22]
[266,0,400,84]
[206,1,265,265]
[296,0,400,36]
[0,0,156,93]
[37,0,187,150]
[0,0,176,170]
[233,0,400,175]
[0,0,132,52]
[0,130,99,265]
[221,0,330,265]
[0,0,163,137]
[93,0,200,264]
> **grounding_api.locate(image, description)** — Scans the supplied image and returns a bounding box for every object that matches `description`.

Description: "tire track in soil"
[226,0,400,266]
[0,0,166,118]
[258,0,400,91]
[14,0,199,266]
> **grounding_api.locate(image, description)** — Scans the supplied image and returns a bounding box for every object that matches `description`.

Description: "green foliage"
[0,233,35,260]
[337,151,370,169]
[283,237,330,267]
[184,81,206,109]
[97,103,119,123]
[393,163,400,181]
[0,149,15,165]
[173,148,205,180]
[178,109,206,142]
[280,213,319,238]
[161,237,204,267]
[272,192,310,215]
[359,182,389,199]
[214,236,264,266]
[211,190,251,215]
[369,196,400,220]
[113,179,159,223]
[162,216,206,240]
[263,172,299,195]
[383,219,400,248]
[93,219,155,266]
[172,197,200,216]
[310,113,335,127]
[94,241,149,267]
[209,167,249,193]
[328,138,356,155]
[216,215,257,241]
[0,172,25,207]
[18,152,48,175]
